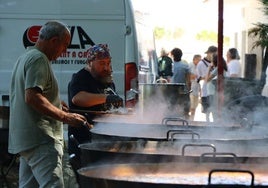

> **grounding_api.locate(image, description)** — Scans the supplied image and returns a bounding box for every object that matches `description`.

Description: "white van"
[0,0,157,108]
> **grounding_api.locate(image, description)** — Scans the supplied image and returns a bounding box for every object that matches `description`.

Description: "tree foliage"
[248,0,268,50]
[154,27,184,40]
[195,30,230,45]
[261,0,268,15]
[154,27,166,40]
[196,30,217,42]
[248,23,268,49]
[248,0,268,87]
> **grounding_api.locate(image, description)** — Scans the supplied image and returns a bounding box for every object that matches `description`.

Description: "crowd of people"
[157,45,241,122]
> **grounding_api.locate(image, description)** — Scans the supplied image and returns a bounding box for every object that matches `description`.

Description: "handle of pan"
[155,78,168,83]
[166,130,194,140]
[208,169,255,186]
[166,130,200,141]
[200,152,237,163]
[171,132,200,141]
[182,143,216,156]
[161,116,189,126]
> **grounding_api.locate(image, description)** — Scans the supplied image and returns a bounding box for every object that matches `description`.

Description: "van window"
[135,21,157,84]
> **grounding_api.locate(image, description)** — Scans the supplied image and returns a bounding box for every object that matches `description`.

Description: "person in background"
[196,45,217,122]
[157,48,173,82]
[205,54,228,121]
[9,21,89,188]
[170,47,191,119]
[68,44,123,161]
[189,54,202,121]
[226,48,241,77]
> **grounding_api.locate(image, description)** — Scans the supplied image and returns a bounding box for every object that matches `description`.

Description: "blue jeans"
[19,141,64,188]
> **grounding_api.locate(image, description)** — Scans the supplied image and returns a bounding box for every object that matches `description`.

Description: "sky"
[132,0,264,34]
[131,0,264,60]
[133,0,219,30]
[132,0,222,58]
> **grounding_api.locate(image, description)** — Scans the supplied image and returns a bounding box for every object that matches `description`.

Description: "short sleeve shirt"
[67,68,118,146]
[189,62,200,96]
[196,59,211,97]
[171,61,190,84]
[9,47,62,154]
[226,59,241,77]
[207,68,217,96]
[68,68,116,112]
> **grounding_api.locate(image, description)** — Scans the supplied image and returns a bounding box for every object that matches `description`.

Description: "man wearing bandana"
[67,44,123,164]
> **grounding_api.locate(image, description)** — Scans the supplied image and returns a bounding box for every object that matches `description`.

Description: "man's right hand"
[63,113,93,129]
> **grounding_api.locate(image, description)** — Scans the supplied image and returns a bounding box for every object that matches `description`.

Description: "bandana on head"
[87,44,111,61]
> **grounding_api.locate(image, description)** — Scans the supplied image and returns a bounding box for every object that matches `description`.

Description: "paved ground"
[193,102,211,122]
[0,156,19,188]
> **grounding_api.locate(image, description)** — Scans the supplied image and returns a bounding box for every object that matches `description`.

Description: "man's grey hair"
[39,21,70,40]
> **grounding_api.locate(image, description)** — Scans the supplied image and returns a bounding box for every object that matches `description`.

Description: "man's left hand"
[106,95,123,108]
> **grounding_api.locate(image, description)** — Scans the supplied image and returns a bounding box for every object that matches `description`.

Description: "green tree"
[261,0,268,14]
[248,0,268,88]
[154,27,185,40]
[195,30,218,43]
[154,27,166,40]
[249,23,268,49]
[195,30,230,46]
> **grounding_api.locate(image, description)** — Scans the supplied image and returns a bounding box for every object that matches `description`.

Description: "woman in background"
[226,48,241,77]
[205,54,227,122]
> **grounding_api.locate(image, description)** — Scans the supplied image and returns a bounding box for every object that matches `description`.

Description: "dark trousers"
[201,95,214,113]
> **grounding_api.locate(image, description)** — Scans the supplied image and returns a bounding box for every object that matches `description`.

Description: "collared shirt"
[189,62,200,96]
[196,58,211,97]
